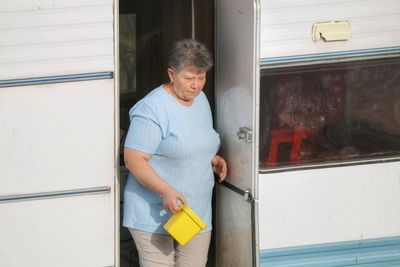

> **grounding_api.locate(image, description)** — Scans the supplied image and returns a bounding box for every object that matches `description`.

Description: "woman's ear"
[167,68,174,83]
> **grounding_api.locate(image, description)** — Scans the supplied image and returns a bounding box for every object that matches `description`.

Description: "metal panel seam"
[0,72,114,88]
[0,186,112,203]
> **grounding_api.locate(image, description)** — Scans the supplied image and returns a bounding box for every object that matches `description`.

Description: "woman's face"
[167,66,207,105]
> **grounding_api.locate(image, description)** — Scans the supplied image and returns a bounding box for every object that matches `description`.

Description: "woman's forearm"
[124,148,187,212]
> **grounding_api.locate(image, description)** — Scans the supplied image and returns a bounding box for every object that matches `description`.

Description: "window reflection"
[119,14,137,95]
[259,58,400,168]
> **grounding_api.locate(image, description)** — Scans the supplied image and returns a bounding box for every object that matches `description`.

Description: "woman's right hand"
[160,186,187,213]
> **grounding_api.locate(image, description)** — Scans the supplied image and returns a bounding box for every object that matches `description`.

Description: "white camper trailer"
[0,1,118,266]
[0,1,211,266]
[2,0,400,266]
[215,0,400,266]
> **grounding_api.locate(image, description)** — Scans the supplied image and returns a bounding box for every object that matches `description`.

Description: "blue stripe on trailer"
[260,237,400,267]
[0,186,111,203]
[0,72,113,88]
[260,46,400,64]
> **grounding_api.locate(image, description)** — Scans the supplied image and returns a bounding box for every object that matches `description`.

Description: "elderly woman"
[123,39,227,267]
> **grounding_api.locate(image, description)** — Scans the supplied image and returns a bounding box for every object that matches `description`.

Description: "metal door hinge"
[237,127,253,143]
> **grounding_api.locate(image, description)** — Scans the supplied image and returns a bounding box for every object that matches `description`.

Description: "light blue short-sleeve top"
[123,85,220,234]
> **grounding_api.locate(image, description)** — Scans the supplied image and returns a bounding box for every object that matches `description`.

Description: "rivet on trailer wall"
[312,21,351,42]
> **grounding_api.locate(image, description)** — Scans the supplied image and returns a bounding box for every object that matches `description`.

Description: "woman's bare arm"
[124,148,187,213]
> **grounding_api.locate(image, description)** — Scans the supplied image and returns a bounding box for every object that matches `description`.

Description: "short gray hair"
[167,39,213,72]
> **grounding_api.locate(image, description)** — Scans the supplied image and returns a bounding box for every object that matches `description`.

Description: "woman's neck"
[164,82,193,106]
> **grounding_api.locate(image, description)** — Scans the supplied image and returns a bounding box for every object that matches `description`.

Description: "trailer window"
[259,57,400,169]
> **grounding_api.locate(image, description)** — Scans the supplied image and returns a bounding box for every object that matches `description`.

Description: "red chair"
[266,127,314,166]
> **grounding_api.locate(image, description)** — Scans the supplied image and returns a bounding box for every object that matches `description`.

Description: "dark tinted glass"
[259,58,400,168]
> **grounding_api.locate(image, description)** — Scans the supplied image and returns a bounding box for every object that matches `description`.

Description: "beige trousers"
[129,228,211,267]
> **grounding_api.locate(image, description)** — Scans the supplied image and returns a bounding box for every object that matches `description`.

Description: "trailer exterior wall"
[216,0,400,266]
[0,0,114,80]
[0,1,117,266]
[260,0,400,63]
[259,161,400,250]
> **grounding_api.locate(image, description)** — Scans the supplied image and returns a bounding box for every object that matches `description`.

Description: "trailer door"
[0,1,117,266]
[215,0,260,266]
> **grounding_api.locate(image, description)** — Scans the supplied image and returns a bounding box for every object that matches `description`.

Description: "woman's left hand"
[211,155,227,183]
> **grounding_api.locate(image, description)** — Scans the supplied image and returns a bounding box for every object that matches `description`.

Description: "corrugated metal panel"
[258,161,400,250]
[260,0,400,61]
[0,79,115,195]
[0,194,114,266]
[0,0,114,80]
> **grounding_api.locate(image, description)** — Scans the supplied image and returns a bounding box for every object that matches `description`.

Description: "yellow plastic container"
[163,204,206,246]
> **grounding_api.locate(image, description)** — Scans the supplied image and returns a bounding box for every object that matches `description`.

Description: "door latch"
[243,189,253,202]
[237,127,253,143]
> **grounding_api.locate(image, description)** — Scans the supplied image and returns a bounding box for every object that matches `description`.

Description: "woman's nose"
[191,78,199,89]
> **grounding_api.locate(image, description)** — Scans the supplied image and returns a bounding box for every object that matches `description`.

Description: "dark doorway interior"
[119,0,215,132]
[119,1,215,266]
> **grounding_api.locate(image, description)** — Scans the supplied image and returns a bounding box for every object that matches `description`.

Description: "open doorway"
[118,0,215,266]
